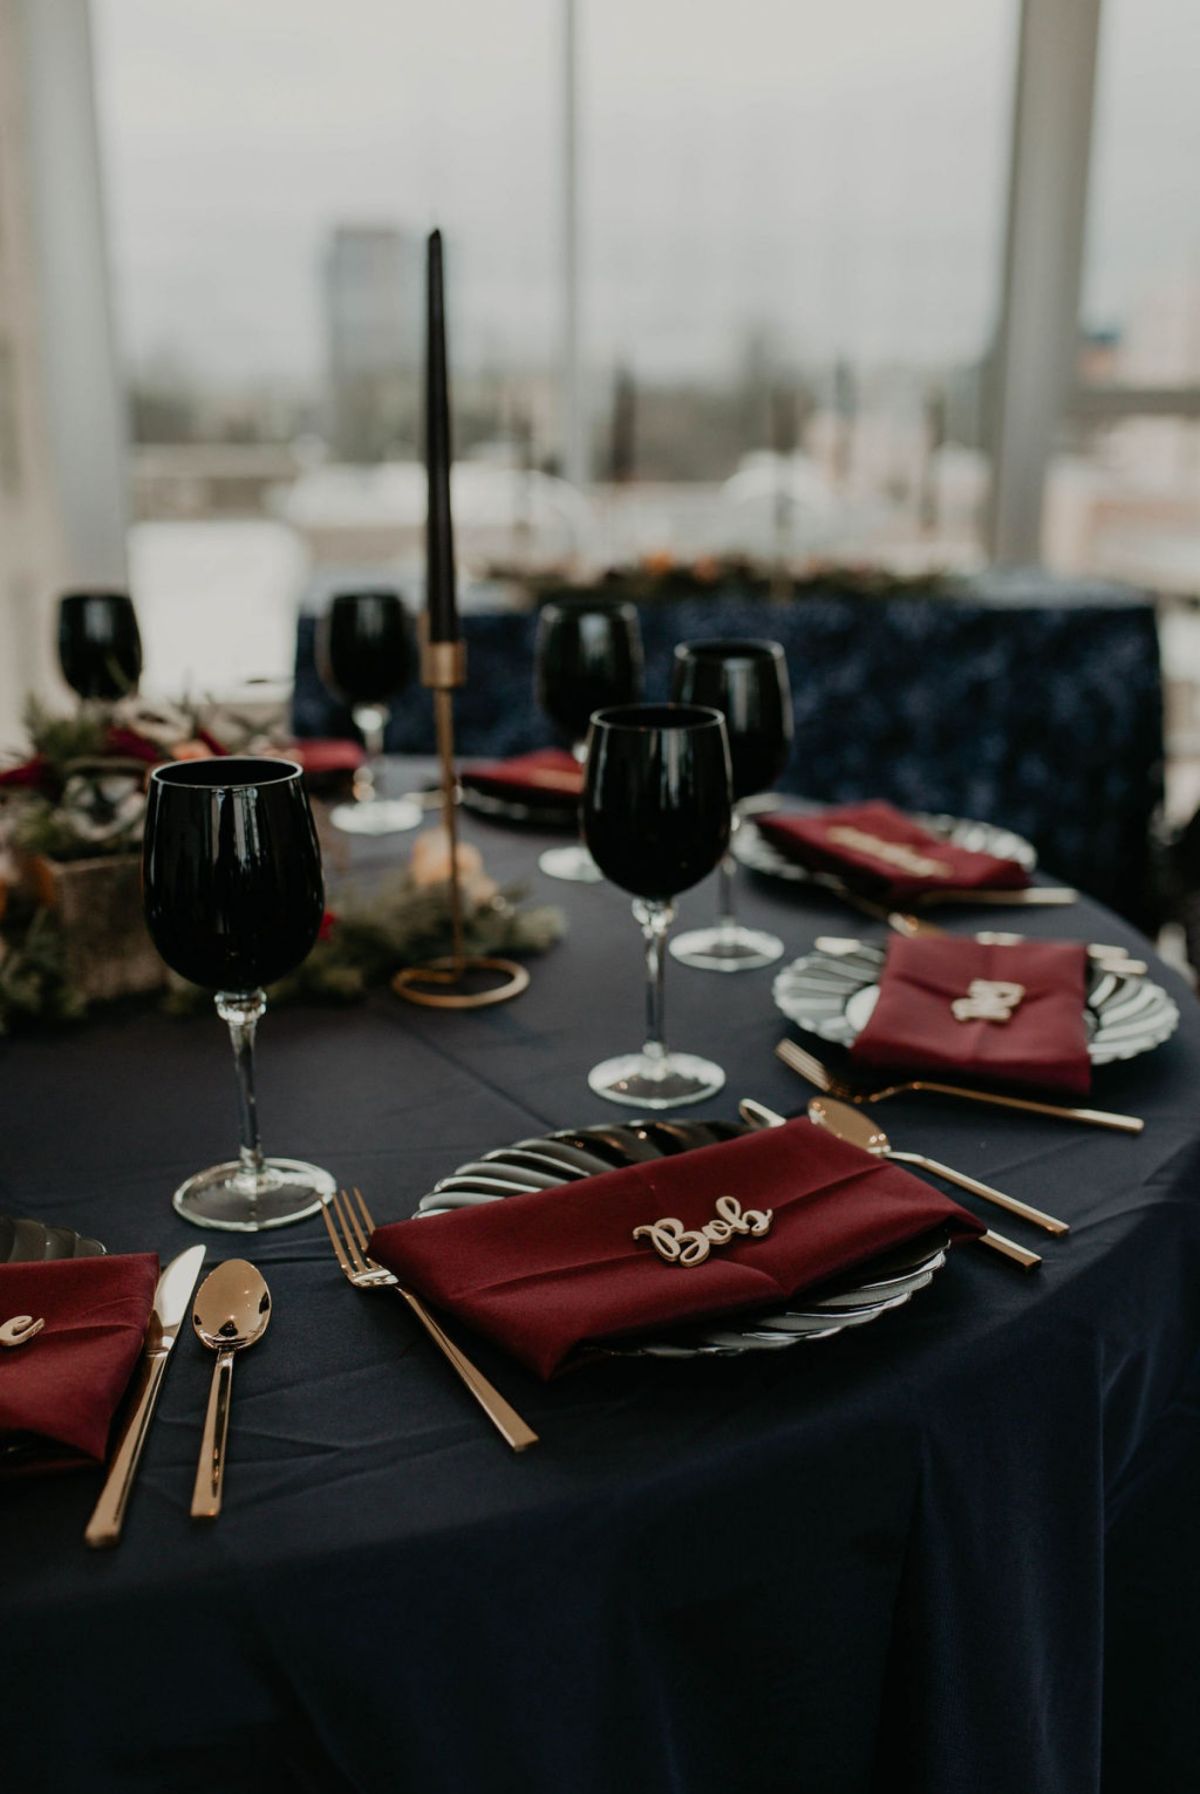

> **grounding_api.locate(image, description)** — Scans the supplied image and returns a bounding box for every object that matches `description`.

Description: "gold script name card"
[0,1314,44,1349]
[633,1195,774,1267]
[951,979,1026,1024]
[824,825,953,879]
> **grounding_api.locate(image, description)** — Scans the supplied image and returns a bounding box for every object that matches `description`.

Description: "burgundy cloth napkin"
[851,935,1091,1096]
[461,748,583,805]
[369,1121,984,1378]
[0,1253,159,1469]
[291,739,364,775]
[755,800,1030,901]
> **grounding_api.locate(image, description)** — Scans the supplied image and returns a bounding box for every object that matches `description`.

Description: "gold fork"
[321,1187,538,1453]
[775,1037,1144,1135]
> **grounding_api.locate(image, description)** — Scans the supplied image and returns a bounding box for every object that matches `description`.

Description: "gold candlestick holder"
[393,626,530,1010]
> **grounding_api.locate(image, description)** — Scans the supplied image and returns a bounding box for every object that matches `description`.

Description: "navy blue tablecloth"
[1,773,1197,1794]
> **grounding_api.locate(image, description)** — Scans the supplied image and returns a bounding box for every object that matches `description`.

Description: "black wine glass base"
[587,1048,726,1110]
[669,922,785,972]
[173,1157,336,1231]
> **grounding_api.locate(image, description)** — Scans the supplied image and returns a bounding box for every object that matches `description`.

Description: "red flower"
[317,909,337,943]
[0,755,52,792]
[105,726,164,765]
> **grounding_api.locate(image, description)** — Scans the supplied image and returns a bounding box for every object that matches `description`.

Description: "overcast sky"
[91,0,1200,388]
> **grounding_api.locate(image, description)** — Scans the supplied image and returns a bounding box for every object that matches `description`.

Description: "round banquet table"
[2,764,1199,1794]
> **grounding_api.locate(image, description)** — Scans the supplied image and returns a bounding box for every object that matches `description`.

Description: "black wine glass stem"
[215,990,268,1192]
[633,899,674,1061]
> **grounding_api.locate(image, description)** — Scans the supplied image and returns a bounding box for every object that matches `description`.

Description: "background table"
[294,570,1164,922]
[2,776,1198,1794]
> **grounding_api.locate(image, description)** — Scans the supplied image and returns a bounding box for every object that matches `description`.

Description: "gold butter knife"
[85,1245,206,1549]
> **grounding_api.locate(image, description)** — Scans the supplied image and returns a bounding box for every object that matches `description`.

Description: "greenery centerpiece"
[0,698,564,1032]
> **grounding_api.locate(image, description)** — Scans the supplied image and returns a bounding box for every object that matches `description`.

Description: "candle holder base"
[394,955,530,1010]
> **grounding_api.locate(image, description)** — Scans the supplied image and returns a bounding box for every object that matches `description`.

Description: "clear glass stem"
[215,989,268,1194]
[718,809,745,939]
[351,703,389,803]
[716,854,738,939]
[633,898,675,1065]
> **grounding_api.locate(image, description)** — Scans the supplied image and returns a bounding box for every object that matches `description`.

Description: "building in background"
[323,225,420,463]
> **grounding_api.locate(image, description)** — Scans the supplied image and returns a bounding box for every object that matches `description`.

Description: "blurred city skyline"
[92,0,1200,406]
[93,0,1012,397]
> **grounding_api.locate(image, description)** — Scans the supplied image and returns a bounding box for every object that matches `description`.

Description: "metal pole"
[17,0,129,583]
[562,0,586,490]
[987,0,1102,564]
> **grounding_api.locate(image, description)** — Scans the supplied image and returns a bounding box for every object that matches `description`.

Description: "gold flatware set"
[190,1260,272,1520]
[820,879,1079,928]
[321,1186,538,1452]
[86,1245,206,1548]
[739,1096,1045,1270]
[85,1248,275,1544]
[775,1037,1145,1135]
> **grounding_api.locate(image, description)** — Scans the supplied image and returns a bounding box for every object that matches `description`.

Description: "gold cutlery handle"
[191,1349,235,1519]
[922,887,1078,907]
[888,1149,1069,1236]
[396,1287,538,1452]
[85,1351,169,1549]
[976,1228,1042,1270]
[739,1097,788,1130]
[907,1079,1143,1135]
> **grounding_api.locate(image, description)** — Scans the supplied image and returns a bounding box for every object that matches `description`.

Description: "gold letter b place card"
[633,1196,774,1267]
[951,979,1026,1024]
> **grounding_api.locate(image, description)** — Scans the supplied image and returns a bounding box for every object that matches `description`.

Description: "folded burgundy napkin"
[851,935,1091,1096]
[460,748,583,805]
[368,1121,984,1378]
[290,739,364,775]
[0,1253,159,1472]
[755,800,1030,901]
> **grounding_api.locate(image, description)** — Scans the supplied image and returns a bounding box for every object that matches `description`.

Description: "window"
[92,0,1016,691]
[1046,0,1200,594]
[583,0,1013,566]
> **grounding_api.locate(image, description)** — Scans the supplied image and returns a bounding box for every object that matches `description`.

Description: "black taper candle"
[425,228,458,644]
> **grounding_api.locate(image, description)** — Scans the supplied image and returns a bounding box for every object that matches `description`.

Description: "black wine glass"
[316,589,420,834]
[58,591,142,701]
[143,757,334,1230]
[670,639,793,971]
[534,596,643,882]
[582,704,732,1107]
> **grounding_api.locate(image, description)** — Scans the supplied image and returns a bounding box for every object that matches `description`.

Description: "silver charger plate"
[773,940,1179,1065]
[732,802,1038,887]
[416,1117,951,1359]
[0,1215,106,1262]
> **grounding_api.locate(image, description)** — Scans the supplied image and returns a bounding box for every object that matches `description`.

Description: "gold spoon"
[190,1259,271,1520]
[805,1097,1047,1268]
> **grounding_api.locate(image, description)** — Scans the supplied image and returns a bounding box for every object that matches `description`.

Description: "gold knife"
[85,1245,206,1549]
